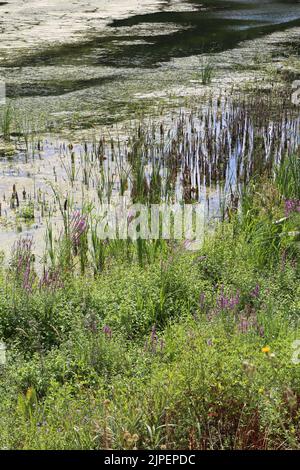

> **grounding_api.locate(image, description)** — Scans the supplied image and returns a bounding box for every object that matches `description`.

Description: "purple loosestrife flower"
[217,287,240,311]
[285,199,300,216]
[229,291,240,309]
[259,326,265,337]
[238,317,250,334]
[39,267,64,291]
[23,260,32,292]
[250,284,260,299]
[150,325,158,353]
[102,325,112,339]
[12,236,35,292]
[145,325,164,354]
[70,211,87,249]
[199,292,206,309]
[217,294,229,310]
[237,308,264,336]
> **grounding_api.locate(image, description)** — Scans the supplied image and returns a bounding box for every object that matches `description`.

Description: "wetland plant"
[0,103,14,141]
[200,61,214,85]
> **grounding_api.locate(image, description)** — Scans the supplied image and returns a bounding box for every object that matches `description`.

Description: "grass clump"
[200,61,214,85]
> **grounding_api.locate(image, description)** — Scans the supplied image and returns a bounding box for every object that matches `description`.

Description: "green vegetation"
[0,161,300,449]
[200,61,214,85]
[0,104,14,142]
[0,102,45,158]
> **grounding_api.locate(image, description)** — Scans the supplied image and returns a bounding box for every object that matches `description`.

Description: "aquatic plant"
[200,61,214,85]
[0,103,14,141]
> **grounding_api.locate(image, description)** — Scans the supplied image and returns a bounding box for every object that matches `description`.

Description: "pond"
[0,0,300,263]
[1,0,300,127]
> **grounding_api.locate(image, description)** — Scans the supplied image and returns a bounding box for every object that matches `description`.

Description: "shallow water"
[1,95,299,262]
[0,0,300,262]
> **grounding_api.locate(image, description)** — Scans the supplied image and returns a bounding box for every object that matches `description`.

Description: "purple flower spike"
[11,235,35,293]
[238,318,250,334]
[70,211,88,249]
[251,284,260,299]
[199,292,206,309]
[285,199,300,216]
[102,325,112,339]
[150,325,158,352]
[259,326,265,337]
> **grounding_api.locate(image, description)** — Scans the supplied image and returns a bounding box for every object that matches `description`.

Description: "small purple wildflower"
[229,291,240,309]
[150,325,158,353]
[218,293,229,310]
[285,199,300,217]
[144,325,165,354]
[39,267,64,291]
[11,236,35,292]
[102,325,112,339]
[259,326,265,337]
[199,292,206,309]
[70,211,87,250]
[237,309,264,337]
[250,284,260,299]
[238,317,250,334]
[217,287,240,311]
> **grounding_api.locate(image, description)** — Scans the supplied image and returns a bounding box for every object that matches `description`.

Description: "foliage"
[0,172,300,449]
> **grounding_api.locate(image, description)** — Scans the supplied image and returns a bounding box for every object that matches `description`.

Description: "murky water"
[1,0,300,128]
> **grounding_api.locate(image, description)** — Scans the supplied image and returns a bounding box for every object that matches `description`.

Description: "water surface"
[1,0,300,127]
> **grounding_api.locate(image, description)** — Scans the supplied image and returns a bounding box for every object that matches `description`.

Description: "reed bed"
[0,91,299,275]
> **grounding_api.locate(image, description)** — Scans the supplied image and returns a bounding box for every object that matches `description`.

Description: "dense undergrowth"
[0,153,300,449]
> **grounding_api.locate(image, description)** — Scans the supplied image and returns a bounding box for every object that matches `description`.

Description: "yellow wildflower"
[262,346,270,354]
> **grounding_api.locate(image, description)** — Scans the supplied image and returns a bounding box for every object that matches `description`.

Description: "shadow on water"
[6,75,123,98]
[3,0,300,73]
[105,0,300,67]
